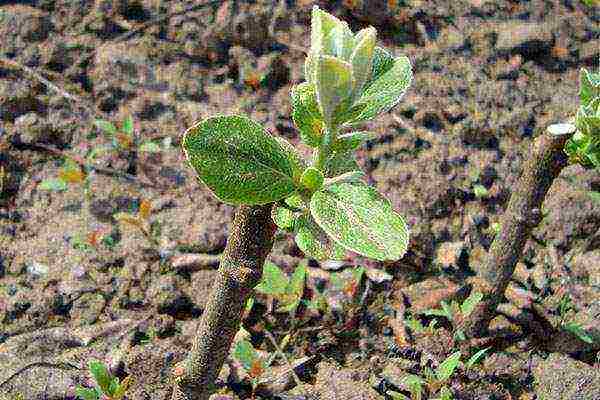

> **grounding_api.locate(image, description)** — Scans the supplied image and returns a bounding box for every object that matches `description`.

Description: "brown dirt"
[0,1,599,399]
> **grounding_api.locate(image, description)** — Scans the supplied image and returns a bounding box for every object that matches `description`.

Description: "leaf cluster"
[76,360,131,400]
[182,7,412,262]
[420,291,483,341]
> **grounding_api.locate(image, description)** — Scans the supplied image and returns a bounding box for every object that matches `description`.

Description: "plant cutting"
[171,6,412,399]
[460,65,599,337]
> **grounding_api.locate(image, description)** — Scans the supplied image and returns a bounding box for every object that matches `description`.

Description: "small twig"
[263,330,302,387]
[0,361,80,390]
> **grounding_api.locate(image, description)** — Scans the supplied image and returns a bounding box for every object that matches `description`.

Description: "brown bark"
[171,204,277,400]
[460,127,574,338]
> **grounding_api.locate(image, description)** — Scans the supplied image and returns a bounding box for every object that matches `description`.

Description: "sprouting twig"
[31,143,156,188]
[263,330,302,387]
[0,361,81,390]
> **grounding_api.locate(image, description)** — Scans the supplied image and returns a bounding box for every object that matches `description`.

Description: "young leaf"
[291,83,324,147]
[138,141,162,153]
[112,376,132,399]
[580,68,600,107]
[272,205,295,231]
[350,27,377,102]
[295,212,347,261]
[332,21,355,61]
[122,115,134,136]
[435,351,461,382]
[423,308,452,318]
[39,178,68,192]
[465,347,490,370]
[332,131,375,153]
[461,291,483,317]
[182,115,304,205]
[108,377,120,396]
[287,261,307,298]
[347,56,412,125]
[563,322,594,344]
[323,150,361,178]
[94,120,117,136]
[316,55,354,125]
[75,387,99,400]
[310,181,410,261]
[300,167,325,192]
[255,261,288,296]
[89,360,112,393]
[368,47,395,87]
[323,170,366,187]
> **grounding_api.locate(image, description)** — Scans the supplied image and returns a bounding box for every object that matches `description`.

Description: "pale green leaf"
[295,212,347,261]
[350,27,376,101]
[563,322,594,344]
[285,193,306,209]
[288,261,307,298]
[347,56,412,125]
[255,261,288,296]
[89,360,112,393]
[272,206,295,231]
[182,115,304,205]
[369,46,395,86]
[332,131,375,153]
[316,55,354,125]
[465,347,490,370]
[435,351,461,382]
[300,167,324,192]
[75,387,99,400]
[580,68,600,107]
[461,291,484,317]
[291,83,324,147]
[332,21,355,61]
[94,120,117,136]
[122,115,134,136]
[39,178,68,192]
[310,181,410,261]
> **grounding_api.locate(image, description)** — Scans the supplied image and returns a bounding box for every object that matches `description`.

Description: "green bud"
[300,167,325,192]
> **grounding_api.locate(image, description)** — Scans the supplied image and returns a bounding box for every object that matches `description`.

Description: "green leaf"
[285,193,306,209]
[300,167,325,192]
[255,261,288,296]
[332,21,355,61]
[323,150,361,178]
[233,339,258,371]
[588,191,600,204]
[75,386,99,400]
[138,141,162,153]
[563,322,594,344]
[473,184,489,198]
[316,55,354,125]
[350,27,376,101]
[332,131,375,153]
[245,297,255,313]
[122,115,134,136]
[461,291,484,317]
[295,212,347,261]
[89,360,112,393]
[310,181,410,261]
[580,68,600,107]
[422,308,452,318]
[435,351,461,382]
[369,47,395,86]
[291,83,324,147]
[94,120,117,136]
[39,178,68,192]
[439,386,454,400]
[182,115,304,205]
[108,377,120,395]
[272,205,295,231]
[465,347,490,370]
[347,56,412,125]
[323,170,366,187]
[287,261,307,298]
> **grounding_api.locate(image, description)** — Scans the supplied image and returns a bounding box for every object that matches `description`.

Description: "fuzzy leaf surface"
[316,55,354,124]
[332,131,375,153]
[295,212,347,261]
[347,56,412,125]
[255,261,288,296]
[291,83,323,147]
[183,115,303,205]
[323,150,361,178]
[310,182,409,261]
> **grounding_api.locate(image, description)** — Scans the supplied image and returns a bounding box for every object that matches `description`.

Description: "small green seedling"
[182,6,412,263]
[557,293,595,344]
[254,260,307,316]
[76,359,131,400]
[232,337,277,398]
[563,65,600,168]
[422,291,483,341]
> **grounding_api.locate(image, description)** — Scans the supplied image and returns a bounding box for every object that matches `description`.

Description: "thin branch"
[263,330,302,387]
